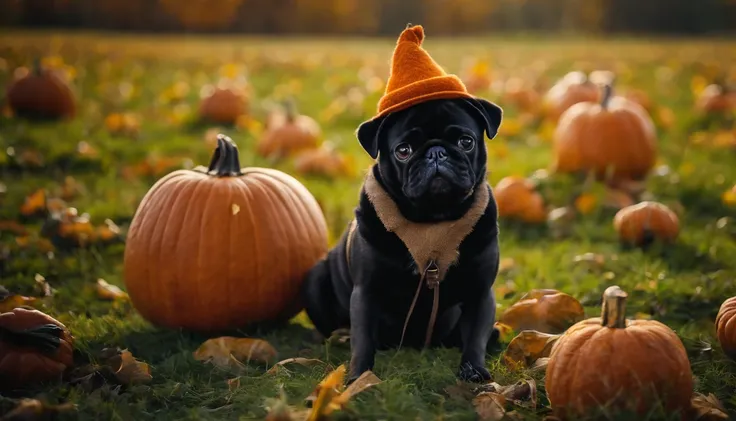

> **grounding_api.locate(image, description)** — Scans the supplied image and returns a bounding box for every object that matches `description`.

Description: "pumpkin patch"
[0,31,734,421]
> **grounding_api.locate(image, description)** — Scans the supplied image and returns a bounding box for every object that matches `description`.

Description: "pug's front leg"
[457,287,496,382]
[348,285,378,382]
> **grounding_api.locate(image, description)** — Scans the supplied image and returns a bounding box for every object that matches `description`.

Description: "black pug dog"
[302,96,502,383]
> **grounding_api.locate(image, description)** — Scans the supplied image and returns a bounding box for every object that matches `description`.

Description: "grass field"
[1,31,735,420]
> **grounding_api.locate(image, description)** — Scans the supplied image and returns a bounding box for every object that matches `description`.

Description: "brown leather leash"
[345,219,440,349]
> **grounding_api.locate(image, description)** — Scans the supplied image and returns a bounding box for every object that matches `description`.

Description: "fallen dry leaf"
[304,364,381,419]
[226,377,241,392]
[267,357,326,375]
[326,328,350,346]
[332,370,382,407]
[494,322,516,343]
[473,392,507,421]
[499,289,584,334]
[690,392,729,420]
[0,294,37,312]
[265,387,312,421]
[530,357,549,372]
[494,379,537,408]
[112,350,152,385]
[193,337,277,370]
[96,279,129,301]
[1,398,76,421]
[503,330,561,369]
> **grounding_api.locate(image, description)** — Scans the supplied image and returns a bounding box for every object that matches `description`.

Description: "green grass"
[1,31,736,420]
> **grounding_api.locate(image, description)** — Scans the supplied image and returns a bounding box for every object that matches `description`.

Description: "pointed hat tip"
[398,24,424,45]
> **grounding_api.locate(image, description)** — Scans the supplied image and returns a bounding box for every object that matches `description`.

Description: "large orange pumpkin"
[0,308,74,390]
[613,201,679,246]
[546,286,693,419]
[553,84,657,183]
[542,71,599,122]
[257,102,321,159]
[6,60,76,120]
[123,134,328,331]
[198,84,248,125]
[493,176,547,223]
[716,296,736,359]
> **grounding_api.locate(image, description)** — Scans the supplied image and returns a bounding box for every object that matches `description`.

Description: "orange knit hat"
[374,24,473,119]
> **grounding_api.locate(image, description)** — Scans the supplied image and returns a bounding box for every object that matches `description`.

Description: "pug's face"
[357,98,502,221]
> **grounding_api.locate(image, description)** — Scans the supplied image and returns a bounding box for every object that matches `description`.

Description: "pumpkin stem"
[207,134,243,177]
[601,84,614,110]
[601,285,628,328]
[0,324,63,353]
[32,57,43,76]
[284,98,298,123]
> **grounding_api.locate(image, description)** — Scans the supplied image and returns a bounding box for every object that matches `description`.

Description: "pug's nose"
[425,145,447,162]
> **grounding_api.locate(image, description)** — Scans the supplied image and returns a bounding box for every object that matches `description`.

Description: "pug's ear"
[356,115,387,159]
[465,98,503,140]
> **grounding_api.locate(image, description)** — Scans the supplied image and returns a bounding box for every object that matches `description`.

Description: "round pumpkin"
[123,134,328,331]
[198,84,248,125]
[716,296,736,360]
[613,201,679,246]
[553,84,657,183]
[493,176,547,223]
[696,84,735,114]
[257,101,321,159]
[503,77,540,113]
[546,285,693,419]
[542,71,599,122]
[6,59,76,120]
[0,308,74,390]
[294,143,354,179]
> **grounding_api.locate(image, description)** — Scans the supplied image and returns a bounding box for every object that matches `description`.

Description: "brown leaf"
[529,357,549,372]
[112,350,152,385]
[34,273,54,297]
[193,337,277,370]
[502,330,561,369]
[0,294,37,312]
[1,399,76,421]
[473,392,507,421]
[306,364,346,419]
[494,379,537,408]
[690,393,729,420]
[332,370,382,407]
[499,289,584,334]
[326,328,350,346]
[267,357,326,375]
[96,279,129,301]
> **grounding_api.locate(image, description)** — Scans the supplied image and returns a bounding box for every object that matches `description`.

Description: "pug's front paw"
[457,361,491,383]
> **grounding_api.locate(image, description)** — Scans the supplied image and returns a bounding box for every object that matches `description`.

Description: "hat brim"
[374,90,475,120]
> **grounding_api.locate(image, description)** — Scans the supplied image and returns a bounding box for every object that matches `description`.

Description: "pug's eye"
[394,143,412,161]
[458,135,475,152]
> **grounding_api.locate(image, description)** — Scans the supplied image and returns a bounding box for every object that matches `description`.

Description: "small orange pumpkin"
[542,71,599,122]
[503,77,540,113]
[613,201,679,246]
[553,84,657,183]
[293,143,355,179]
[198,83,248,125]
[493,176,547,223]
[6,59,76,120]
[257,101,321,159]
[716,296,736,360]
[0,308,74,390]
[696,83,736,114]
[546,286,693,419]
[124,134,328,331]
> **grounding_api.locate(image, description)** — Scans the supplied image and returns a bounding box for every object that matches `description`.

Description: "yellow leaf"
[112,350,152,385]
[0,294,37,312]
[499,289,584,334]
[574,193,598,215]
[96,279,129,301]
[722,189,736,207]
[331,370,382,408]
[193,337,277,369]
[493,322,516,343]
[307,364,346,420]
[502,330,560,369]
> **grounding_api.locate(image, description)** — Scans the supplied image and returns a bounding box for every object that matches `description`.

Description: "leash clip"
[425,259,439,289]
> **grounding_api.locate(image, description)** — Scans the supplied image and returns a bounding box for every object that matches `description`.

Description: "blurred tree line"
[0,0,734,35]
